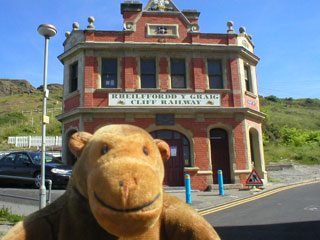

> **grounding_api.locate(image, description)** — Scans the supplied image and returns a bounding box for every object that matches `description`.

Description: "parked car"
[0,151,72,188]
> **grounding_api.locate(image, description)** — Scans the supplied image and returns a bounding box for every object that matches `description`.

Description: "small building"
[57,0,267,190]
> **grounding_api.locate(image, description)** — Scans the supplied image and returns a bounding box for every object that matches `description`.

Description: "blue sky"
[1,0,319,99]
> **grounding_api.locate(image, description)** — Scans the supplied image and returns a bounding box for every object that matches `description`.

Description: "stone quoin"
[57,0,267,190]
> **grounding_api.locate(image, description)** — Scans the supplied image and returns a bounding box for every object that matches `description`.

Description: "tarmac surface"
[1,163,319,237]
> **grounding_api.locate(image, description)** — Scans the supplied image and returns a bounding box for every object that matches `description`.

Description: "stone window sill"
[245,91,257,98]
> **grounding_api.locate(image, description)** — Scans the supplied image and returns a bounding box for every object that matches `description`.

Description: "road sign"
[246,169,263,186]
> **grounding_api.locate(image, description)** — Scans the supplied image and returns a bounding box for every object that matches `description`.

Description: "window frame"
[244,64,252,92]
[207,59,223,89]
[140,58,156,88]
[170,59,186,89]
[101,58,118,89]
[69,62,78,93]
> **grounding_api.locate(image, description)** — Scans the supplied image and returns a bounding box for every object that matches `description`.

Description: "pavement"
[1,163,319,236]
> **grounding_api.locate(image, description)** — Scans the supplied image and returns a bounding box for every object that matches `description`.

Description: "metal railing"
[0,175,52,208]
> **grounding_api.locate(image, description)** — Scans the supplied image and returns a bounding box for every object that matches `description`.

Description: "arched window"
[150,130,191,167]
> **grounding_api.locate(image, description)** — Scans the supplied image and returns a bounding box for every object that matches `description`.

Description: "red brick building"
[57,0,267,190]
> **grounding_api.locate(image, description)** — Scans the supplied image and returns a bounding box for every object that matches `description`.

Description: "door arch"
[150,130,190,186]
[210,128,231,184]
[65,129,78,166]
[249,128,263,177]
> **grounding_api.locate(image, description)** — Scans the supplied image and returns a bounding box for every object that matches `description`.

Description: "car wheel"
[34,172,42,188]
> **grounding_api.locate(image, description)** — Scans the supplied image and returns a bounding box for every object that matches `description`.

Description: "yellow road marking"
[199,181,320,216]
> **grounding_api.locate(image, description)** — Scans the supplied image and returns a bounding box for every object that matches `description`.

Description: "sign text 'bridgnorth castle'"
[108,93,221,107]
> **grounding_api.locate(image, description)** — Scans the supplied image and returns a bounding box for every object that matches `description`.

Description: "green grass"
[0,88,63,148]
[0,208,25,224]
[264,143,320,165]
[261,96,320,165]
[260,97,320,131]
[267,176,281,183]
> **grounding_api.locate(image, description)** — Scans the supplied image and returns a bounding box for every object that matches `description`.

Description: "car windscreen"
[29,152,63,164]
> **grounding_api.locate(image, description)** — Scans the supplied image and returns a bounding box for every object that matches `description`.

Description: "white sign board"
[108,93,221,107]
[170,146,177,157]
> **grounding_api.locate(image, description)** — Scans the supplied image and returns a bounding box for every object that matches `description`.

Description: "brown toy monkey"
[3,124,220,240]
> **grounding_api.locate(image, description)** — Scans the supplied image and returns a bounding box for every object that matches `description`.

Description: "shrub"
[20,125,37,135]
[305,98,314,104]
[0,112,27,126]
[47,120,62,136]
[306,131,320,143]
[265,143,320,165]
[265,95,280,103]
[0,207,25,223]
[280,126,306,146]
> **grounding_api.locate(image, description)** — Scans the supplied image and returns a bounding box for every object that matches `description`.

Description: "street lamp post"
[37,24,57,209]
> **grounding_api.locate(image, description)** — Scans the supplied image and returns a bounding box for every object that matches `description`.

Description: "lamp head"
[38,24,57,38]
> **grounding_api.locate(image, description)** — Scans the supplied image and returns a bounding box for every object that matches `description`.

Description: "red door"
[150,130,188,187]
[163,139,184,186]
[210,129,231,184]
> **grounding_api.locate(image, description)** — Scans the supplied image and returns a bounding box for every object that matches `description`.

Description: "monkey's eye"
[143,147,149,156]
[101,145,109,155]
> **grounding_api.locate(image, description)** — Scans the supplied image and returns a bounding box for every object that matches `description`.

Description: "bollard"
[185,174,192,204]
[218,170,224,196]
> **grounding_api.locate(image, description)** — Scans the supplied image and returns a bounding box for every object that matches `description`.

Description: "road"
[205,182,320,240]
[0,187,65,215]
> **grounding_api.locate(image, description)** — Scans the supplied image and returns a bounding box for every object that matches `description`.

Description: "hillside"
[0,80,63,149]
[0,79,36,97]
[260,96,320,165]
[260,96,320,132]
[0,83,62,113]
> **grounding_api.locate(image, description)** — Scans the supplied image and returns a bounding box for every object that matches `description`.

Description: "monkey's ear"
[154,139,170,162]
[69,132,93,157]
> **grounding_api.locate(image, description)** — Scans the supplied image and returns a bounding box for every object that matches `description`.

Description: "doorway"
[210,128,231,184]
[65,130,78,166]
[249,128,263,178]
[150,130,190,186]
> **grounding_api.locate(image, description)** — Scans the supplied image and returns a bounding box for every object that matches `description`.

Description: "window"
[1,153,15,166]
[150,130,191,167]
[101,59,117,88]
[244,65,252,92]
[29,152,62,164]
[208,60,223,89]
[69,62,78,93]
[141,59,156,88]
[15,153,30,166]
[171,59,186,88]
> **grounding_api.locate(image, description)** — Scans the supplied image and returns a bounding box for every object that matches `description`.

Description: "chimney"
[121,1,143,22]
[182,10,200,24]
